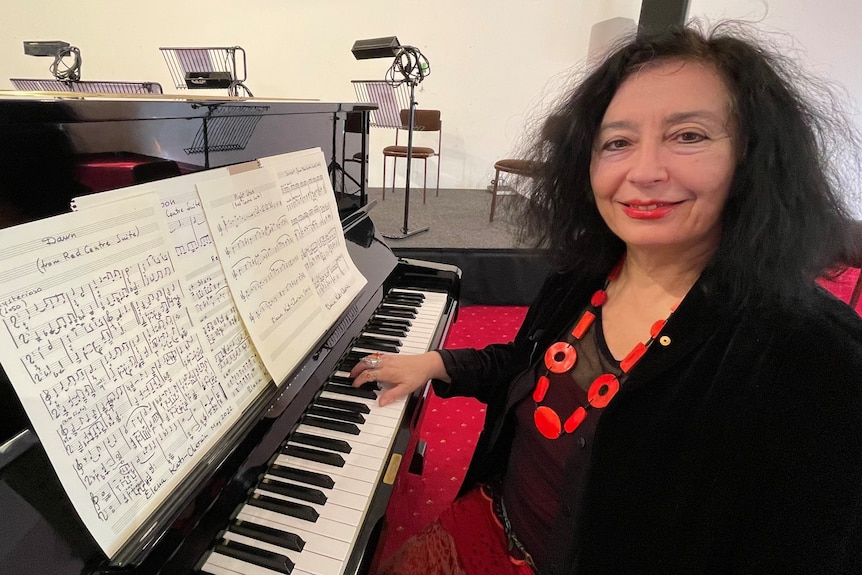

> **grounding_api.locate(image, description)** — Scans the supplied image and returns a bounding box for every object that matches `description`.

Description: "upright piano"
[0,93,461,575]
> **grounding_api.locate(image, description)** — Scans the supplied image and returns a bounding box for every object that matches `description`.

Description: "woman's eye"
[602,139,629,151]
[676,131,706,143]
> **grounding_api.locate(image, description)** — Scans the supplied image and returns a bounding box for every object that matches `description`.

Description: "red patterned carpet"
[819,266,862,314]
[374,305,528,565]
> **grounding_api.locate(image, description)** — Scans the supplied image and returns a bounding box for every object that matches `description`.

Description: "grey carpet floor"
[363,186,527,249]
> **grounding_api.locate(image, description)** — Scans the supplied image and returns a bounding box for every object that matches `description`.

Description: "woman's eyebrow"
[664,110,726,127]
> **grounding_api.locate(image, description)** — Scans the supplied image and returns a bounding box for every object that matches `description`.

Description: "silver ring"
[363,354,383,369]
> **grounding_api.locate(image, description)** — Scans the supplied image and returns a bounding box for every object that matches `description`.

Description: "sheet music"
[260,150,366,317]
[197,148,366,381]
[72,168,272,406]
[0,196,256,556]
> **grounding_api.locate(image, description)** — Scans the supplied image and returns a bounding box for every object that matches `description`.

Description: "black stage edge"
[391,248,550,306]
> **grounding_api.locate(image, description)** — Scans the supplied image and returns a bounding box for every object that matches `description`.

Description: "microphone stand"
[383,47,430,240]
[383,79,428,239]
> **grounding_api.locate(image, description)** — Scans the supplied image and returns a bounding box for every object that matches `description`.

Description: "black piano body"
[0,93,461,575]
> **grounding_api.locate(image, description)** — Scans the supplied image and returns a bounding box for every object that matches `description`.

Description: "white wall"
[1,0,860,211]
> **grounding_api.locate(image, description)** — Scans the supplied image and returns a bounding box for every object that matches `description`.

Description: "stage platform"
[360,187,550,305]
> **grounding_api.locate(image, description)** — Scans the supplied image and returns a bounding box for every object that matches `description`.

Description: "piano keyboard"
[199,288,451,575]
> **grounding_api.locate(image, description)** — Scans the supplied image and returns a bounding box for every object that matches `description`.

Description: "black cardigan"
[433,267,862,575]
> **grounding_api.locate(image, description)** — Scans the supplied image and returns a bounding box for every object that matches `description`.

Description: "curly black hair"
[513,21,862,305]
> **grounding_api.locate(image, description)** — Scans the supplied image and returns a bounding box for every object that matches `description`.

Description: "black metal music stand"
[352,39,432,240]
[159,46,253,97]
[327,106,364,200]
[9,78,164,94]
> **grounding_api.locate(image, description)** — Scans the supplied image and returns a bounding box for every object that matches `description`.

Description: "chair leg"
[391,157,397,196]
[490,168,501,222]
[435,154,441,197]
[422,159,427,204]
[382,155,387,201]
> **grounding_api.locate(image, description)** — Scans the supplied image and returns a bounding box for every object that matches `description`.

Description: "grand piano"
[0,92,461,575]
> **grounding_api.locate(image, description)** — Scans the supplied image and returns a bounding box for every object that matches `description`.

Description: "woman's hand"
[349,351,449,406]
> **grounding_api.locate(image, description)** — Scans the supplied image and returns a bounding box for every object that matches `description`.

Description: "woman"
[352,23,862,574]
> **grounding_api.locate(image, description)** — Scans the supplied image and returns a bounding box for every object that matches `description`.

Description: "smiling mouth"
[623,201,680,210]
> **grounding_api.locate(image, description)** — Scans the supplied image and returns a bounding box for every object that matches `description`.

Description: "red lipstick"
[620,201,677,220]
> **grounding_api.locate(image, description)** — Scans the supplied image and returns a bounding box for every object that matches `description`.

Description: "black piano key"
[338,352,367,372]
[385,293,425,304]
[384,300,420,309]
[213,538,294,574]
[364,325,409,338]
[368,316,412,329]
[323,382,378,401]
[378,305,416,319]
[308,405,366,425]
[354,336,400,353]
[229,519,305,552]
[302,413,363,434]
[314,396,371,414]
[329,375,378,394]
[380,302,418,312]
[389,287,425,299]
[258,477,327,506]
[291,431,353,453]
[282,444,346,467]
[248,493,319,522]
[267,464,335,489]
[329,374,357,386]
[343,349,366,360]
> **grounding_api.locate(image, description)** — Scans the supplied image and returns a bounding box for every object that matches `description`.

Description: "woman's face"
[589,59,736,259]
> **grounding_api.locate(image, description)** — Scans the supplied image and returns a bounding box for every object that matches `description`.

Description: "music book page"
[0,195,263,557]
[71,167,272,404]
[197,148,366,381]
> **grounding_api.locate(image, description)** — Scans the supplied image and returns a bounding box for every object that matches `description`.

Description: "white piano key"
[275,454,378,486]
[234,510,352,562]
[294,422,394,450]
[291,436,388,461]
[302,408,398,429]
[201,550,293,575]
[252,486,364,526]
[220,530,342,575]
[238,504,356,547]
[284,442,384,472]
[262,472,368,512]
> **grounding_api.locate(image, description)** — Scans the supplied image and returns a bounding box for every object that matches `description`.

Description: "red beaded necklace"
[533,261,678,440]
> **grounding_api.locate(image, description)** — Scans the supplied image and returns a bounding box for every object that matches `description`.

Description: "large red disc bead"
[534,406,562,439]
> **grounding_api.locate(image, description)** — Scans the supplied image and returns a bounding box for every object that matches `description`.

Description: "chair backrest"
[352,80,410,129]
[399,109,441,132]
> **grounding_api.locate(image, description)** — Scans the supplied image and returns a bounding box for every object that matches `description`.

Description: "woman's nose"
[626,140,668,185]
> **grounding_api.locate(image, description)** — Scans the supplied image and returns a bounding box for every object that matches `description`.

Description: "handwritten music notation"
[71,167,272,408]
[0,195,246,557]
[198,149,366,381]
[0,148,364,558]
[262,153,366,318]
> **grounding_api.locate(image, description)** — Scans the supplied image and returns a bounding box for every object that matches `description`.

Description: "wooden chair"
[382,109,442,204]
[489,115,562,222]
[489,158,542,222]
